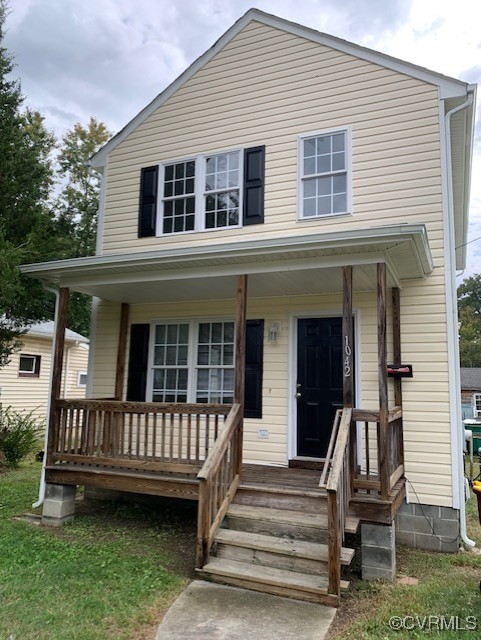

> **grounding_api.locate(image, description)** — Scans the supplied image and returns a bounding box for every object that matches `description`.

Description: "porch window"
[299,128,350,218]
[152,323,189,402]
[149,320,234,403]
[196,322,235,403]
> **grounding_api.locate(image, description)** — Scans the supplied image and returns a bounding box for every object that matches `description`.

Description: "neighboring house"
[20,10,476,606]
[0,321,89,426]
[460,368,481,420]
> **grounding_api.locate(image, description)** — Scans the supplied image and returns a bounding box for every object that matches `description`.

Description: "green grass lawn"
[329,479,481,639]
[0,461,195,640]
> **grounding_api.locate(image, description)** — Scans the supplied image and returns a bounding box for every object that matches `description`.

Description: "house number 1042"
[344,335,352,378]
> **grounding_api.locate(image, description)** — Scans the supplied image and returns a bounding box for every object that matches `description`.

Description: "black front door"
[296,317,344,458]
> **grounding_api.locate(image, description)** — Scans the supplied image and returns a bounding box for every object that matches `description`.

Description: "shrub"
[0,405,42,468]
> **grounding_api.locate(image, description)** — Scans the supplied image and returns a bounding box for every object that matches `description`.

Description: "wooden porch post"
[377,264,390,500]
[343,266,356,498]
[392,288,402,408]
[392,287,405,471]
[234,275,247,476]
[342,266,354,408]
[114,303,130,401]
[46,287,69,466]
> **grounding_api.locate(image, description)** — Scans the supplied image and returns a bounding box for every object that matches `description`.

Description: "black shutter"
[244,319,264,418]
[126,324,150,401]
[138,166,158,237]
[243,146,265,226]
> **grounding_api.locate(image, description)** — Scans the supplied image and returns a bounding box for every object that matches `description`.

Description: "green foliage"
[54,117,111,335]
[0,2,112,350]
[0,1,57,365]
[458,274,481,367]
[0,405,41,467]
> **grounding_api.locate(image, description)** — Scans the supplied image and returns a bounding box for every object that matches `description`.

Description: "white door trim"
[287,309,362,461]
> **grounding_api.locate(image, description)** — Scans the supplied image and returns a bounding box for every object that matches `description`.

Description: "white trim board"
[89,9,468,170]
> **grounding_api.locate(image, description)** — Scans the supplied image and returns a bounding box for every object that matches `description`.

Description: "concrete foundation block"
[361,522,396,581]
[395,500,460,554]
[42,483,77,526]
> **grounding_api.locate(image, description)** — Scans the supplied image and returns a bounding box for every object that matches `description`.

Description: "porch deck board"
[45,461,405,522]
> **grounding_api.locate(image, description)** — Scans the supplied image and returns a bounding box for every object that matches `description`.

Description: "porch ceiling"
[20,224,433,304]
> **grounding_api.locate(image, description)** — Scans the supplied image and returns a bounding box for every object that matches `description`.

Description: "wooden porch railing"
[352,406,404,498]
[49,399,232,473]
[320,407,352,599]
[196,403,242,567]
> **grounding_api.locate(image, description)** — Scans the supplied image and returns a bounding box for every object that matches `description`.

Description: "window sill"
[297,211,352,222]
[18,372,40,378]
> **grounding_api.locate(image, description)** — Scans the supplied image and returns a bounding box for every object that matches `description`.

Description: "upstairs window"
[204,152,240,229]
[299,128,350,219]
[19,354,41,377]
[138,146,265,237]
[162,161,196,234]
[161,152,241,235]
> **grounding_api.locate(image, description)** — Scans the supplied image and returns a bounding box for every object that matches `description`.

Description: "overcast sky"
[5,0,481,276]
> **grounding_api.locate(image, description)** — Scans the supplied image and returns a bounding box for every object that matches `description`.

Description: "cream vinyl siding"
[101,20,443,260]
[0,337,89,427]
[92,277,453,506]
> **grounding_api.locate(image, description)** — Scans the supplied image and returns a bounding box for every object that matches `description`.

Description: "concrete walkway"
[156,581,336,640]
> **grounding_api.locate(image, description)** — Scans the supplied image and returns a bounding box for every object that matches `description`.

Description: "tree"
[0,1,57,366]
[54,118,111,336]
[458,274,481,367]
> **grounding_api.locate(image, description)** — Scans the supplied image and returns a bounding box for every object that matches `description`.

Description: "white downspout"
[33,285,60,509]
[444,90,475,548]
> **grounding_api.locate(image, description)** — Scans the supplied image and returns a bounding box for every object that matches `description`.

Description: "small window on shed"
[18,354,41,377]
[78,372,88,387]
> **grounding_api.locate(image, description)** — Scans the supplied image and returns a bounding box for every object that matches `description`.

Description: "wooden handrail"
[197,404,241,480]
[196,403,243,568]
[50,399,232,471]
[326,408,352,493]
[324,407,352,599]
[55,399,231,415]
[319,409,341,487]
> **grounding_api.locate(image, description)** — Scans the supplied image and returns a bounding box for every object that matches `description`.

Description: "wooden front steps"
[197,485,359,607]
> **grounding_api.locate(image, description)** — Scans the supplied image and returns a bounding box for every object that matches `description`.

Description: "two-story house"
[21,10,476,606]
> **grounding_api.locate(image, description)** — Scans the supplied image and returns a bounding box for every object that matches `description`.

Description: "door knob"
[295,392,302,398]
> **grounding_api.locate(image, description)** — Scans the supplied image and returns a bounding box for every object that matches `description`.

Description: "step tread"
[238,483,326,498]
[215,529,354,565]
[227,503,359,534]
[201,558,349,594]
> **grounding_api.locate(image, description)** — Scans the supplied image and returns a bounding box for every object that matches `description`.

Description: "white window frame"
[297,126,352,221]
[473,393,481,418]
[146,317,236,404]
[158,148,243,236]
[77,371,88,387]
[18,354,40,377]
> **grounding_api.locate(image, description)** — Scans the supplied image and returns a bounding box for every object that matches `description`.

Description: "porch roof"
[20,224,433,303]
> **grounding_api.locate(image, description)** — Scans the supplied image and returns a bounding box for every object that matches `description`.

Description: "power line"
[456,234,481,250]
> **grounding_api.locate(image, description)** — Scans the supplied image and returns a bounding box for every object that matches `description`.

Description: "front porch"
[21,225,434,604]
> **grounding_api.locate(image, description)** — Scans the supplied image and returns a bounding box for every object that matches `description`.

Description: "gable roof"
[26,321,89,344]
[460,368,481,390]
[89,8,469,170]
